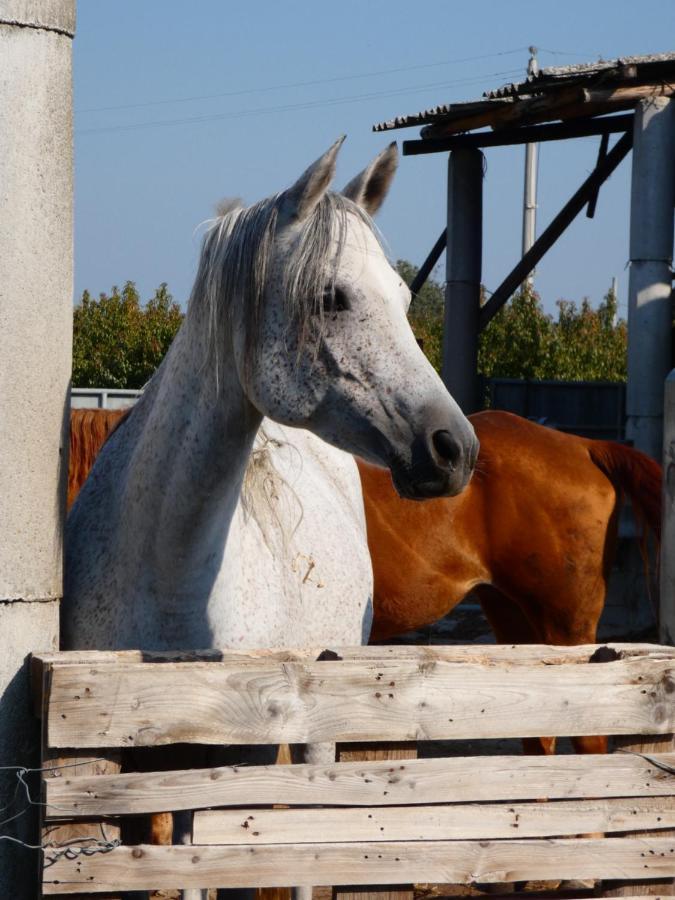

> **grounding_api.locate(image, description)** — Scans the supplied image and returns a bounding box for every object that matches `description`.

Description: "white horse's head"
[195,138,477,499]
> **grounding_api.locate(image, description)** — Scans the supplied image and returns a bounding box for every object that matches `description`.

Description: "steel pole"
[522,140,539,267]
[442,148,484,413]
[521,47,539,287]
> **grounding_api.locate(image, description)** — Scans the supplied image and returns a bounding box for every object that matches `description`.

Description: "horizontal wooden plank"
[193,797,675,844]
[44,656,675,748]
[430,896,637,900]
[33,643,675,668]
[41,837,675,893]
[45,752,675,817]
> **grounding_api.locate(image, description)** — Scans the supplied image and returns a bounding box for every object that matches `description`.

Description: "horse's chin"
[390,465,470,501]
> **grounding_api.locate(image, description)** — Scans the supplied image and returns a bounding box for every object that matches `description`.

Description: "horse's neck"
[124,321,262,578]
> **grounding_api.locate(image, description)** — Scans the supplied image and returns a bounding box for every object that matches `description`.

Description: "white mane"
[188,191,380,375]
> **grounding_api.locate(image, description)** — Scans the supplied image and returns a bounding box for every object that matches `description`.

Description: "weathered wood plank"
[32,643,675,669]
[44,656,675,748]
[41,837,675,894]
[604,734,675,897]
[39,659,123,900]
[44,751,675,818]
[192,797,675,844]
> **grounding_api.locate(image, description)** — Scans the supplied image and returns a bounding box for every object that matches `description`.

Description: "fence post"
[660,370,675,645]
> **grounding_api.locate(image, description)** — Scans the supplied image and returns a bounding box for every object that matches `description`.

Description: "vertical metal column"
[442,148,484,413]
[661,370,675,645]
[626,97,675,460]
[0,3,75,894]
[521,47,539,288]
[522,141,539,273]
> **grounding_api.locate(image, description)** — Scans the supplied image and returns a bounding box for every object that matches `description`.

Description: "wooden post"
[332,742,418,900]
[37,660,123,900]
[661,370,675,645]
[442,148,484,414]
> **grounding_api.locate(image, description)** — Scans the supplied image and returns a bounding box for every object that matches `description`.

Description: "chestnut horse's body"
[359,409,661,755]
[361,409,661,647]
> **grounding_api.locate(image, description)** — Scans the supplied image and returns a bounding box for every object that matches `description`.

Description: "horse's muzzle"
[390,430,478,501]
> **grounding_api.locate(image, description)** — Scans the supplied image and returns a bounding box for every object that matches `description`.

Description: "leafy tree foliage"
[396,260,627,383]
[72,267,627,389]
[72,282,183,389]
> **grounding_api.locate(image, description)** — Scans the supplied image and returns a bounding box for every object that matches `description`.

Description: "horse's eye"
[322,287,350,313]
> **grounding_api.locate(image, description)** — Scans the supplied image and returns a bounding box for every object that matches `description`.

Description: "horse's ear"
[280,136,345,224]
[342,142,398,216]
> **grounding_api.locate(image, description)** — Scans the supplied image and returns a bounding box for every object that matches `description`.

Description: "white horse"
[64,139,477,897]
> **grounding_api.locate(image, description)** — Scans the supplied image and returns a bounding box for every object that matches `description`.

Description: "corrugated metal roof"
[373,51,675,133]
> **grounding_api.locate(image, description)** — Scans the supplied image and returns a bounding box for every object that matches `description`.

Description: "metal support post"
[442,148,484,413]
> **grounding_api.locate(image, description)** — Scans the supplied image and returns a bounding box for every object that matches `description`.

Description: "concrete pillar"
[660,370,675,645]
[626,97,675,459]
[442,148,484,414]
[0,2,75,894]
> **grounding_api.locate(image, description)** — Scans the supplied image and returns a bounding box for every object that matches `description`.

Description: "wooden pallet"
[32,643,675,896]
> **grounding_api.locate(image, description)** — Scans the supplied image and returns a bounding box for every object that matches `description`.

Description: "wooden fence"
[33,643,675,895]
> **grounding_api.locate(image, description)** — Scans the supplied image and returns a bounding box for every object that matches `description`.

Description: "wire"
[537,47,586,57]
[77,46,530,114]
[0,761,121,863]
[76,67,524,136]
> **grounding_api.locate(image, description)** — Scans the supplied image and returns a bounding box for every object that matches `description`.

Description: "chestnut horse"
[69,406,661,757]
[359,409,661,754]
[68,408,128,510]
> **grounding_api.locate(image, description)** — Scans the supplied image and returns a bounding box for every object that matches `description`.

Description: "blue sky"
[74,1,675,317]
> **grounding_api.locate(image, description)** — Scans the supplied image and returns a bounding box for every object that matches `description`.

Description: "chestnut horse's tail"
[68,407,129,510]
[588,440,662,546]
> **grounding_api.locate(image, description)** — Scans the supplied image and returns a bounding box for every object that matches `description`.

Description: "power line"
[77,67,524,136]
[76,47,530,114]
[537,47,585,57]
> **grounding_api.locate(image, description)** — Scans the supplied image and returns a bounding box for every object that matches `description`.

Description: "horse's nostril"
[431,430,462,469]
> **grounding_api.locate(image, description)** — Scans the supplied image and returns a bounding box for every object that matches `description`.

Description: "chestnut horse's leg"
[477,583,605,891]
[476,585,557,756]
[478,574,609,756]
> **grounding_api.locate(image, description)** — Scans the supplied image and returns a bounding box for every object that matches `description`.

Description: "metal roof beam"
[403,113,634,156]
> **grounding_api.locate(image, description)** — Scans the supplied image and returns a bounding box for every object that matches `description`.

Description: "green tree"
[72,270,628,390]
[396,260,627,383]
[478,285,556,380]
[72,282,183,388]
[479,285,626,381]
[547,288,626,381]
